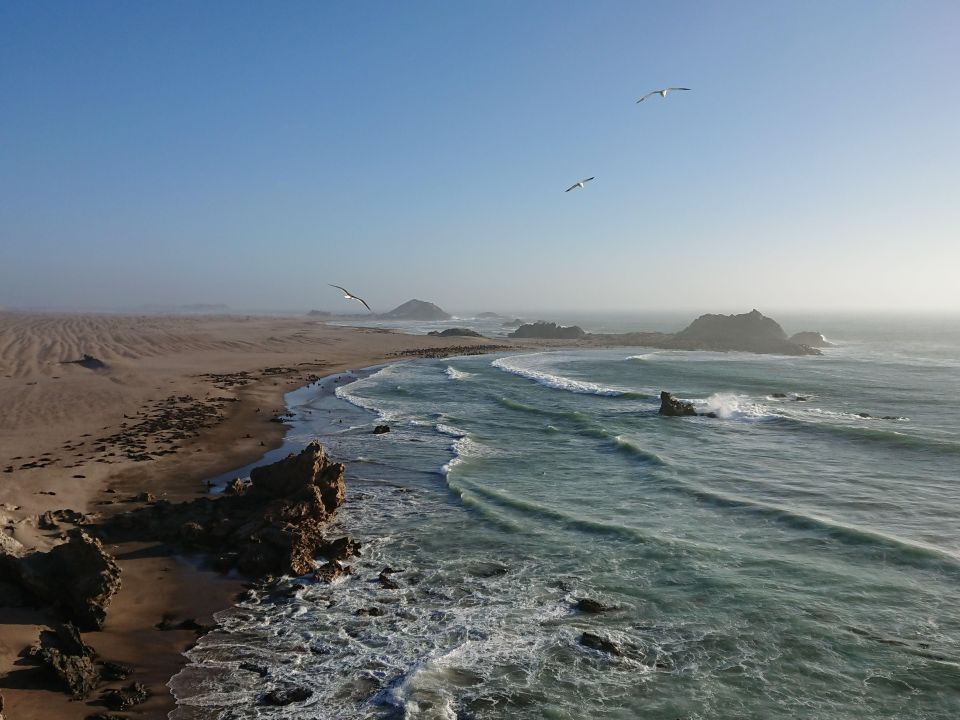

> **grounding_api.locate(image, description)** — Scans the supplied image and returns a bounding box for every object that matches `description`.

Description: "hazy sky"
[1,1,958,314]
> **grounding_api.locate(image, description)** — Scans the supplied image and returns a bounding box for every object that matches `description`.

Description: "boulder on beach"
[2,531,121,631]
[25,624,99,698]
[508,321,585,339]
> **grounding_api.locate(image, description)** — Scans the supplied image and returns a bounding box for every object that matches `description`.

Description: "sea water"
[169,315,960,719]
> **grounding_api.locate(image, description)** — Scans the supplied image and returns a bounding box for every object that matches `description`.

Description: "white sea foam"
[444,366,474,381]
[492,354,633,397]
[698,393,773,421]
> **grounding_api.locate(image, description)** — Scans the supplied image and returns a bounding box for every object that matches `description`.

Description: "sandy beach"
[0,311,510,719]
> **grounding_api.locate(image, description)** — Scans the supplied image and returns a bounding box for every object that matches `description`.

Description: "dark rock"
[100,682,149,710]
[313,559,351,583]
[788,331,833,348]
[770,392,787,398]
[239,661,269,676]
[372,424,390,435]
[320,536,361,561]
[99,660,133,681]
[574,598,612,613]
[0,581,27,607]
[508,321,585,339]
[579,631,622,656]
[427,328,483,337]
[794,395,809,401]
[5,531,121,630]
[355,606,384,616]
[38,511,59,530]
[668,310,821,356]
[858,412,871,418]
[224,478,247,495]
[86,715,126,720]
[28,624,100,698]
[379,299,451,321]
[377,570,399,590]
[259,684,314,706]
[502,318,525,328]
[658,391,697,417]
[134,492,156,503]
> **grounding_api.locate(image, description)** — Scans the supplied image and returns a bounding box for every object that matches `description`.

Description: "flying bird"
[329,284,373,312]
[636,87,691,103]
[565,177,595,192]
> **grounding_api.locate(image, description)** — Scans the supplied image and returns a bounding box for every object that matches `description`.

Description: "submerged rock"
[574,597,612,613]
[372,424,391,434]
[579,632,622,656]
[259,684,314,706]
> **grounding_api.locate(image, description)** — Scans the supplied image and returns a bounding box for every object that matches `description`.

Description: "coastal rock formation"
[789,331,833,347]
[26,624,99,698]
[1,531,121,631]
[658,391,698,417]
[502,318,525,327]
[105,442,347,578]
[427,327,483,337]
[669,310,817,354]
[372,424,390,434]
[587,310,821,356]
[380,299,451,320]
[508,321,586,339]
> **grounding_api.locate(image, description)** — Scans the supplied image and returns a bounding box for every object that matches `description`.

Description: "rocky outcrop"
[105,442,347,578]
[379,299,451,320]
[25,624,99,698]
[658,391,697,417]
[372,424,390,434]
[2,531,121,631]
[101,682,149,710]
[508,321,585,339]
[586,310,821,356]
[789,331,833,347]
[667,310,818,355]
[658,391,718,418]
[427,328,483,337]
[502,318,525,328]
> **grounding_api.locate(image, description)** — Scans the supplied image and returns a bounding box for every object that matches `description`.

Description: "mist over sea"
[171,314,960,719]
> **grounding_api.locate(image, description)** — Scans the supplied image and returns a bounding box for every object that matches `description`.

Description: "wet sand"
[0,311,511,719]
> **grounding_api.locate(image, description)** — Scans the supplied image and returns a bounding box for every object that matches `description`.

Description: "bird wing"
[356,296,373,312]
[565,184,579,192]
[636,91,657,103]
[582,177,595,184]
[329,284,352,296]
[667,87,691,91]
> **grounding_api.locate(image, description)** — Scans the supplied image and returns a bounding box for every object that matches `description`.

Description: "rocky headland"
[378,299,451,321]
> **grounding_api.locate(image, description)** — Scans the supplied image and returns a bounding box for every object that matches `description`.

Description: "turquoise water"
[170,317,960,719]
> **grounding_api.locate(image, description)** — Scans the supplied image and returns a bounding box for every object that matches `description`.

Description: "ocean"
[169,314,960,719]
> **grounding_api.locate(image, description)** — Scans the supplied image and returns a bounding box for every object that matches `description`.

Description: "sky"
[1,1,958,314]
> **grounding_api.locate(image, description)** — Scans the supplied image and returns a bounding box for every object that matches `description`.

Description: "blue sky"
[1,1,958,313]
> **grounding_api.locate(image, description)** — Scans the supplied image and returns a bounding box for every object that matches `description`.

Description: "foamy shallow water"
[171,321,960,719]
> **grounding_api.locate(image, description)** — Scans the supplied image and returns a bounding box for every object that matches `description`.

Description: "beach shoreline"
[0,311,514,719]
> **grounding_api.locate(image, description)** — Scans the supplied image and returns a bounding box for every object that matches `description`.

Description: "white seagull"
[329,284,373,312]
[636,87,691,103]
[565,177,595,192]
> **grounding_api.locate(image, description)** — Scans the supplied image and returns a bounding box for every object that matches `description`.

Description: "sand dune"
[0,311,508,719]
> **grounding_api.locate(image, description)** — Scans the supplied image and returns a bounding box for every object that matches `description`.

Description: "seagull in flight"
[329,284,373,312]
[636,87,691,103]
[565,177,595,192]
